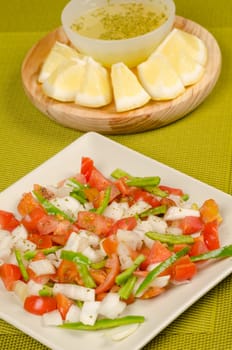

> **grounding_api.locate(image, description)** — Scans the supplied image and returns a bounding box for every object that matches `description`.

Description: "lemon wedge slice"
[75,57,112,108]
[38,41,80,83]
[153,28,207,86]
[42,58,86,102]
[111,62,151,112]
[137,53,185,100]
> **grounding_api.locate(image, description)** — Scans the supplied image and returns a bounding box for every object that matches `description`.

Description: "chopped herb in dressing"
[71,3,167,40]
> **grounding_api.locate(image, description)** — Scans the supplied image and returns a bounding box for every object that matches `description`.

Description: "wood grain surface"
[21,16,222,135]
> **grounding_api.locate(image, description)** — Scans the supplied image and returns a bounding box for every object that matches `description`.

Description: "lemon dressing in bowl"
[62,0,176,67]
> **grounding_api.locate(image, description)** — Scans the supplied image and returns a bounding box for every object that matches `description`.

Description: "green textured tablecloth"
[0,1,231,349]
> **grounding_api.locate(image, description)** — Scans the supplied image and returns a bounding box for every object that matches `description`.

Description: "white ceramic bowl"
[61,0,176,68]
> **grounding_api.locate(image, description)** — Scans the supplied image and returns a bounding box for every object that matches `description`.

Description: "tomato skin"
[0,263,22,290]
[57,260,80,284]
[81,157,94,181]
[101,236,118,255]
[203,220,220,250]
[24,295,57,315]
[77,211,114,236]
[159,185,184,196]
[179,216,204,235]
[28,233,53,249]
[95,254,120,294]
[141,241,172,270]
[21,207,46,233]
[189,236,208,257]
[131,189,160,207]
[171,255,197,282]
[37,215,59,235]
[0,210,20,232]
[109,216,137,235]
[56,293,73,320]
[17,192,41,217]
[200,199,222,224]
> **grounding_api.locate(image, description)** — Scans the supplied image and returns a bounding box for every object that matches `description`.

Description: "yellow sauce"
[71,2,167,40]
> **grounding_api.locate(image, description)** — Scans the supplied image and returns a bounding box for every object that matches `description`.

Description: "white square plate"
[0,132,232,350]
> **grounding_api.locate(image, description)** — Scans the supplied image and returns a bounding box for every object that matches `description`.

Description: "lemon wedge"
[75,57,112,108]
[111,62,151,112]
[42,58,86,102]
[38,41,80,83]
[153,28,207,86]
[137,53,185,100]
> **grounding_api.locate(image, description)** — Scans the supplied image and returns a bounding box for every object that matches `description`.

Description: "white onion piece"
[99,293,126,319]
[42,309,63,326]
[29,259,56,276]
[13,280,28,303]
[124,200,151,217]
[116,229,142,251]
[80,301,101,325]
[53,283,95,301]
[105,323,139,341]
[65,304,81,322]
[164,207,200,221]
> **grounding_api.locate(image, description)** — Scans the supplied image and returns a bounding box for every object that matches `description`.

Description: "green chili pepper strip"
[70,191,87,204]
[190,244,232,262]
[15,249,29,282]
[90,259,106,270]
[126,176,160,188]
[68,178,86,190]
[111,169,130,179]
[77,262,96,288]
[135,247,189,296]
[116,254,145,286]
[96,187,111,215]
[24,246,61,260]
[144,186,168,198]
[119,275,137,300]
[59,315,145,330]
[33,191,75,222]
[139,205,167,218]
[60,250,91,265]
[39,285,53,297]
[145,231,194,245]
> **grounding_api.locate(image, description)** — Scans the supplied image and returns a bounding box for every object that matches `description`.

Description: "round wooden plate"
[21,16,221,135]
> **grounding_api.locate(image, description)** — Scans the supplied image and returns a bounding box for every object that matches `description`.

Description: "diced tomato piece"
[109,216,137,235]
[178,216,204,235]
[171,255,197,282]
[21,206,46,233]
[95,254,120,294]
[0,210,19,232]
[189,236,208,257]
[172,244,190,253]
[81,157,94,181]
[24,295,57,315]
[141,241,172,270]
[0,263,22,290]
[88,168,120,202]
[159,185,184,196]
[200,199,222,224]
[89,269,107,285]
[114,177,131,196]
[57,260,80,284]
[160,197,177,208]
[77,211,114,236]
[140,286,165,299]
[17,192,41,216]
[203,220,220,250]
[56,293,73,320]
[37,215,59,235]
[130,188,160,207]
[27,233,53,249]
[101,236,118,255]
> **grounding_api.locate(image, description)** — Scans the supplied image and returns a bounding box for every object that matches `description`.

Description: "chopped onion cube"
[80,301,101,325]
[42,309,63,326]
[53,283,95,302]
[164,207,200,221]
[99,293,126,319]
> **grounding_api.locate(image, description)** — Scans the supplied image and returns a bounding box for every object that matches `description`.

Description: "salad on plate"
[0,156,231,339]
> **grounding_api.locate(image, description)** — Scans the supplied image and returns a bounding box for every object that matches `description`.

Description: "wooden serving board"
[21,16,221,135]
